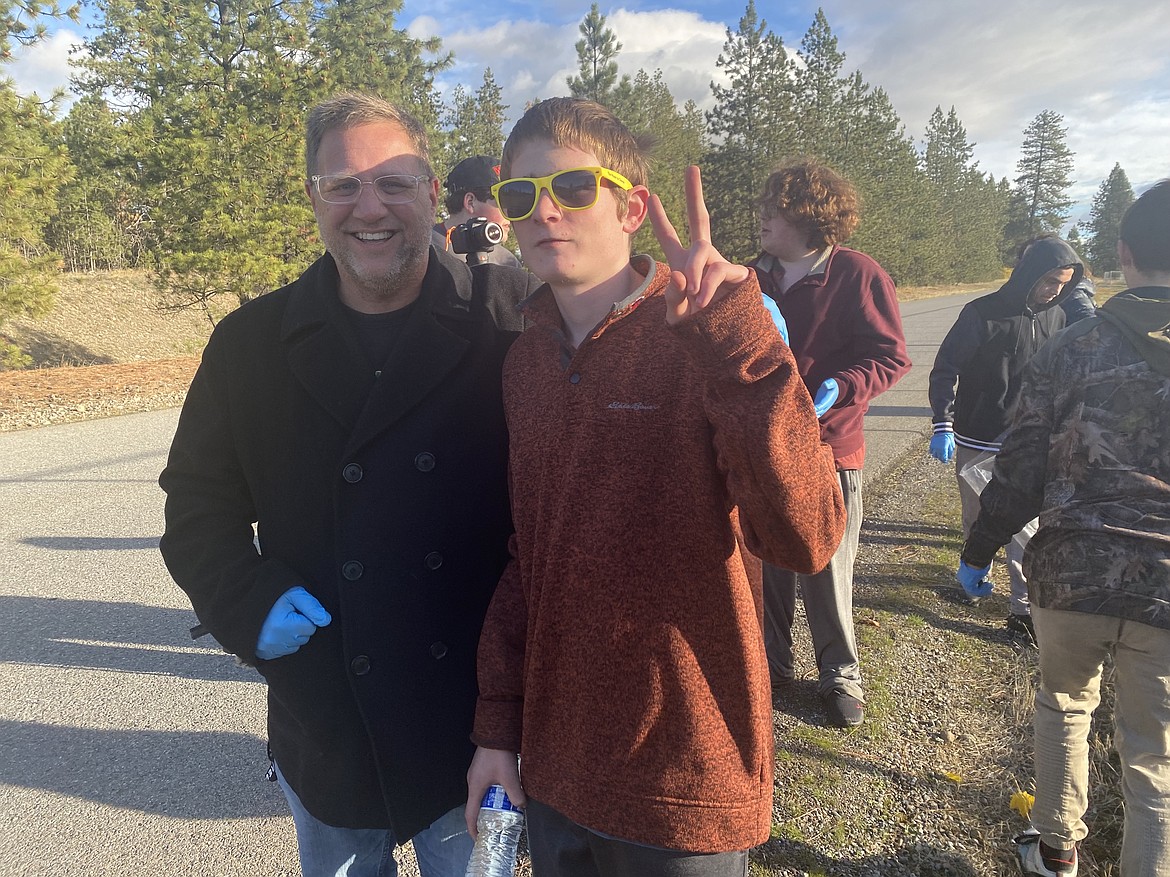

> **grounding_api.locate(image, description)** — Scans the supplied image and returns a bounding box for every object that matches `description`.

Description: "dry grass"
[3,269,213,367]
[0,269,998,424]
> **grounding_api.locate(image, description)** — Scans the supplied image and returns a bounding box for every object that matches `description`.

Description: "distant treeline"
[0,1,1136,367]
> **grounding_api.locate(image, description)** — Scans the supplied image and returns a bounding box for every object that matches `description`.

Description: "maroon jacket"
[751,246,911,469]
[473,258,845,853]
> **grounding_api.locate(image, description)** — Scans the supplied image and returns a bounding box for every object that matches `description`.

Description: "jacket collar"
[278,250,477,453]
[1098,286,1170,377]
[520,254,662,339]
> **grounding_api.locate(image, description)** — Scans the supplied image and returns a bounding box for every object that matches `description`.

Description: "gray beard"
[338,230,430,305]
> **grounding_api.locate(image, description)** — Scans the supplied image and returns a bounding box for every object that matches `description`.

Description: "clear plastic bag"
[958,450,1037,552]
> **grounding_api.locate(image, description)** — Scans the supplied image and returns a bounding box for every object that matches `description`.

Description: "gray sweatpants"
[762,468,864,700]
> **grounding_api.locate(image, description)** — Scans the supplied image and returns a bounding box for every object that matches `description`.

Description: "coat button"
[569,372,581,384]
[342,463,363,483]
[414,452,436,472]
[341,561,364,581]
[350,655,371,676]
[430,642,448,660]
[424,551,443,570]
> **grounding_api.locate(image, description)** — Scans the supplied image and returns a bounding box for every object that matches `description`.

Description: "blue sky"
[9,0,1170,226]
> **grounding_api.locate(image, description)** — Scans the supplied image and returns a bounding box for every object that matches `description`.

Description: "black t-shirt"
[340,299,417,375]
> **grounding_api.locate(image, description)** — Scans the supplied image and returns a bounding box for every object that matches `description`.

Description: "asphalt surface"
[0,290,982,876]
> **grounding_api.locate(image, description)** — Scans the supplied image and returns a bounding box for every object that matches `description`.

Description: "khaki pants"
[1031,607,1170,876]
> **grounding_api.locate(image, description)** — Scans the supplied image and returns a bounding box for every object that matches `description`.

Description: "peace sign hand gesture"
[648,165,752,326]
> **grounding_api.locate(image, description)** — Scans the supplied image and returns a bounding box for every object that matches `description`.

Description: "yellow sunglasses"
[490,166,634,221]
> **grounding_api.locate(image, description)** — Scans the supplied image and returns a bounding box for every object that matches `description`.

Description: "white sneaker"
[1016,829,1077,876]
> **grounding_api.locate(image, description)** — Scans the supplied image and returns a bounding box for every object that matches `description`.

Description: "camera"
[450,216,505,265]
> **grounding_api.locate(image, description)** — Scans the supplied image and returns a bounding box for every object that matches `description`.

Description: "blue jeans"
[275,762,473,877]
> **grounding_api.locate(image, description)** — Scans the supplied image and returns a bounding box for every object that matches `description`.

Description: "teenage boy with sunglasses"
[464,97,846,875]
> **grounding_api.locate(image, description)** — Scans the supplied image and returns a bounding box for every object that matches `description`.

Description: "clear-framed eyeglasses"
[310,173,431,205]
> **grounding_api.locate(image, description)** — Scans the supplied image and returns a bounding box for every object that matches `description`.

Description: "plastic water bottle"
[465,784,524,877]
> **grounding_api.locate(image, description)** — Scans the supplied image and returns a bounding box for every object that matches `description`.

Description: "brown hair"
[304,93,432,179]
[500,97,650,215]
[756,158,860,249]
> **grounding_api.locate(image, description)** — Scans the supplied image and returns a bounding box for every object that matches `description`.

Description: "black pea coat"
[159,248,535,838]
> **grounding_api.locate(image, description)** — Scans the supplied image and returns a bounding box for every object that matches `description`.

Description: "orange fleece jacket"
[473,257,845,853]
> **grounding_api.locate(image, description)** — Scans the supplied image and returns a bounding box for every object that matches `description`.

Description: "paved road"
[0,290,981,876]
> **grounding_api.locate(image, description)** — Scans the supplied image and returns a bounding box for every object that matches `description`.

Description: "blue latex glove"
[760,294,789,345]
[813,378,839,418]
[956,561,993,599]
[256,586,332,660]
[930,431,956,463]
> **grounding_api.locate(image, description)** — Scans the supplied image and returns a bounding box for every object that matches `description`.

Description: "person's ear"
[1117,239,1133,270]
[463,191,477,215]
[621,185,650,234]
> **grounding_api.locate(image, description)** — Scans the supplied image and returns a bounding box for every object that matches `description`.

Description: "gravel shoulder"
[759,449,1119,877]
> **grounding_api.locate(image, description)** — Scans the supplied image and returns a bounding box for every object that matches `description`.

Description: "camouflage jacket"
[963,287,1170,628]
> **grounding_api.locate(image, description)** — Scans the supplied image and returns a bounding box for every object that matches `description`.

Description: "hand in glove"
[930,431,956,463]
[256,586,332,660]
[813,378,839,418]
[760,294,789,345]
[956,561,993,599]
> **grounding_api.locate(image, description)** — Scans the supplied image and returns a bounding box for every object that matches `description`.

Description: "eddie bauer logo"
[607,401,660,411]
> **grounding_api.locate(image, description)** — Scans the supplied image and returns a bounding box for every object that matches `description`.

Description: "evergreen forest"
[1,0,1140,367]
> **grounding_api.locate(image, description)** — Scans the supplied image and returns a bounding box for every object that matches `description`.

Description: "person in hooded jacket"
[928,236,1083,643]
[1060,275,1097,324]
[958,179,1170,877]
[1019,233,1098,324]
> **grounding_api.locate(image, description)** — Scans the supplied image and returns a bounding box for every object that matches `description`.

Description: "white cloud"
[10,0,1167,222]
[816,0,1170,202]
[409,9,730,123]
[6,28,85,104]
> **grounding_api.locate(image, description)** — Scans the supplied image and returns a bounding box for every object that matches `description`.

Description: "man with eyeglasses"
[159,92,535,877]
[431,155,521,269]
[465,97,845,875]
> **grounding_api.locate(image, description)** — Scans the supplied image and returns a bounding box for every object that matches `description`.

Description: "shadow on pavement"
[0,594,250,683]
[0,719,287,819]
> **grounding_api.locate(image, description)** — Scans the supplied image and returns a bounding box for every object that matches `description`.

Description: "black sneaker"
[1007,613,1037,647]
[822,688,864,728]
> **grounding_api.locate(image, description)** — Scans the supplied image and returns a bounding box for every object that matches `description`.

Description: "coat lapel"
[280,250,482,452]
[282,257,370,431]
[344,249,479,454]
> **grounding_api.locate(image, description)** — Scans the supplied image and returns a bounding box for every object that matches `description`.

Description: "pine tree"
[1007,110,1075,248]
[1,0,79,58]
[73,0,449,318]
[1084,163,1134,274]
[441,68,508,181]
[788,12,934,283]
[566,4,631,106]
[0,86,73,366]
[611,69,707,260]
[704,0,796,260]
[1,1,78,367]
[920,106,1005,282]
[45,94,143,270]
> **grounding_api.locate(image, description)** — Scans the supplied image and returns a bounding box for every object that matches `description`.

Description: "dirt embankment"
[0,271,211,431]
[0,270,1004,432]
